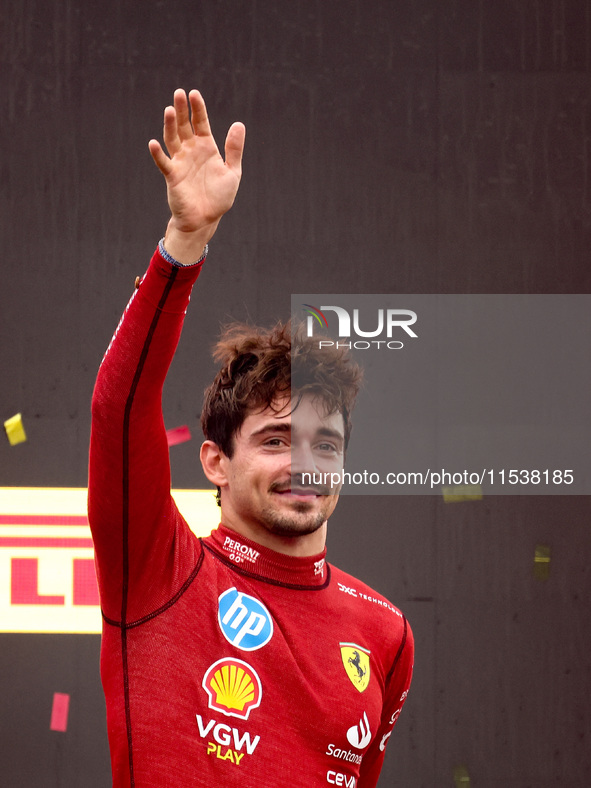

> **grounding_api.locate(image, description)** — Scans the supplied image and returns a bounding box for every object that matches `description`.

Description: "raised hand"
[149,89,245,263]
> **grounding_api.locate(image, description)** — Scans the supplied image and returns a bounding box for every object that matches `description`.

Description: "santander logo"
[346,712,372,749]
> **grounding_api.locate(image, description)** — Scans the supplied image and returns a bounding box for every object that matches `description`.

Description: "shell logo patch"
[202,658,262,720]
[340,642,371,692]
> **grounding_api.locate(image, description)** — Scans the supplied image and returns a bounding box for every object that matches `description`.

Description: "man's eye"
[265,438,286,447]
[317,443,338,453]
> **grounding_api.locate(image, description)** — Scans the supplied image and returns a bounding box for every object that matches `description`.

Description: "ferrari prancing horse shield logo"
[340,642,371,692]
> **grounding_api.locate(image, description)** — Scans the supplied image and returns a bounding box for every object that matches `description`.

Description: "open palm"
[149,89,245,240]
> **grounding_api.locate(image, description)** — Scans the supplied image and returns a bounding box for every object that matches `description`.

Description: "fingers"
[162,89,211,152]
[148,139,172,176]
[163,104,181,156]
[150,89,245,178]
[224,122,246,177]
[174,88,194,142]
[188,89,213,138]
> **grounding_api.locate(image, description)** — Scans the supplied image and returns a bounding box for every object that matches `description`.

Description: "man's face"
[219,394,345,540]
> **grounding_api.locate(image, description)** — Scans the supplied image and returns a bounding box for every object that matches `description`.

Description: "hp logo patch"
[218,587,273,651]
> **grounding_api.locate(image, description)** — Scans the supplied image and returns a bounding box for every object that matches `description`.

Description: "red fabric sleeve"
[357,618,415,787]
[88,248,204,623]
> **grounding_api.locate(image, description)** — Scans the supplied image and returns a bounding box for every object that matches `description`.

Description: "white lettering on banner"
[196,715,260,755]
[327,771,357,787]
[222,536,260,565]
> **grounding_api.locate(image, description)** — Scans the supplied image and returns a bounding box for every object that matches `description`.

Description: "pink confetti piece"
[50,692,70,732]
[166,425,192,447]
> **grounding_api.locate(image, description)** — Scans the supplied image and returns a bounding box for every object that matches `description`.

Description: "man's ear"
[200,440,229,488]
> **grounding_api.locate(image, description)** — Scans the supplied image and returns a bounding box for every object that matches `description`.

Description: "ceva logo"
[327,771,357,787]
[218,587,273,651]
[303,304,417,350]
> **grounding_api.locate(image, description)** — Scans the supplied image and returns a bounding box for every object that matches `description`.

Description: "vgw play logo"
[302,305,418,350]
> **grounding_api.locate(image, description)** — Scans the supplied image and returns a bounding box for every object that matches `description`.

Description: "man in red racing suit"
[88,89,413,788]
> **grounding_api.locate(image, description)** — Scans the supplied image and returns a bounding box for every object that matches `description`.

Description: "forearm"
[90,245,203,434]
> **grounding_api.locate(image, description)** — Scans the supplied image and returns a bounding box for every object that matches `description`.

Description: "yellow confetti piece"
[4,413,27,446]
[453,765,471,787]
[534,544,551,581]
[442,484,482,503]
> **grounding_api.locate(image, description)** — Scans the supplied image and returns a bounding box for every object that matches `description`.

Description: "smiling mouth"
[277,488,319,498]
[270,474,334,498]
[271,484,331,498]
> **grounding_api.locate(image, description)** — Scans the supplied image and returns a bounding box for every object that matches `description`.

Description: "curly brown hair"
[201,321,363,458]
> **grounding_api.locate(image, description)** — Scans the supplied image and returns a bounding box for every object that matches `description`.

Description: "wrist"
[159,238,208,268]
[163,218,218,265]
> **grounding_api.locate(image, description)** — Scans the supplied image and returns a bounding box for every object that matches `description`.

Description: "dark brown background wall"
[1,1,590,785]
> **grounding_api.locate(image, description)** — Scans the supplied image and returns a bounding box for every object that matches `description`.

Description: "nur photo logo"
[302,304,418,350]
